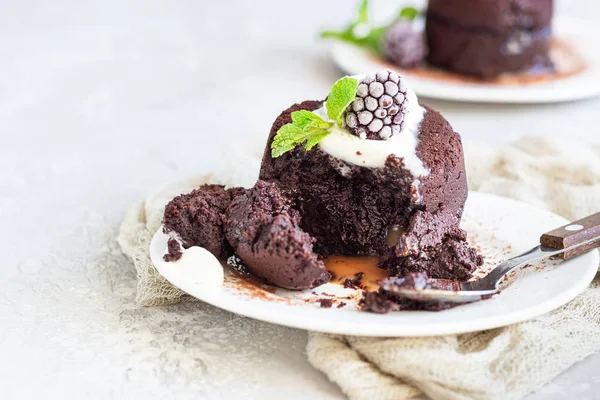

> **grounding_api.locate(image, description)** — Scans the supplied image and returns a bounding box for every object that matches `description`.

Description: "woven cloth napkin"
[118,137,600,400]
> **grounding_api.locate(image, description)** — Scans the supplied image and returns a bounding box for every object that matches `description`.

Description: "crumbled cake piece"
[224,180,330,290]
[362,273,459,313]
[163,184,244,260]
[380,209,483,280]
[343,272,364,289]
[318,298,334,308]
[362,272,495,314]
[164,238,183,262]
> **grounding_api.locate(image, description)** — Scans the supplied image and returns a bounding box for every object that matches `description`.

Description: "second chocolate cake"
[426,0,554,79]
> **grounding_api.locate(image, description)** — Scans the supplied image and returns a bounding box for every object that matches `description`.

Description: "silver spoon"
[385,212,600,304]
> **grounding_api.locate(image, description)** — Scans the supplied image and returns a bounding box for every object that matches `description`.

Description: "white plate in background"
[331,16,600,103]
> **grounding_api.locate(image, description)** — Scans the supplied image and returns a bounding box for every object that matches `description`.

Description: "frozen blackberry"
[382,21,428,69]
[343,70,409,140]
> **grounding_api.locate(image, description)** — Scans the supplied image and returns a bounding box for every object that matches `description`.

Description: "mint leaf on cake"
[271,77,360,158]
[326,76,359,125]
[303,131,331,151]
[271,124,306,158]
[291,110,334,130]
[271,111,334,158]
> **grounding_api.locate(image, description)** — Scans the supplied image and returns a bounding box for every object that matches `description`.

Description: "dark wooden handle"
[540,212,600,260]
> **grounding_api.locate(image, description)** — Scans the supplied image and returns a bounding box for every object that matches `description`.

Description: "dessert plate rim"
[330,15,600,104]
[150,191,598,337]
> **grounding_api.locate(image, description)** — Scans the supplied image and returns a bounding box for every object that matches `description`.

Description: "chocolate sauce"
[385,225,406,247]
[324,256,392,291]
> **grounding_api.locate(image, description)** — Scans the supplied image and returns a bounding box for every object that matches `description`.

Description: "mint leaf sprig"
[326,77,359,126]
[271,77,358,158]
[320,0,421,55]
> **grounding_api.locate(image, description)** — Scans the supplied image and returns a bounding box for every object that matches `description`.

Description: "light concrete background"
[1,0,599,399]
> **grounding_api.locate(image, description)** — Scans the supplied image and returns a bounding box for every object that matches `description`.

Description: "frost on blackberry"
[382,21,428,69]
[343,70,409,140]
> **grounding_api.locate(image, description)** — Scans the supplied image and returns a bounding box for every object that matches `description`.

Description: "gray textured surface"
[1,0,599,399]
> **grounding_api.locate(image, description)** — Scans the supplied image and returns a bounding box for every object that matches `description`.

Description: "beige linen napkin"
[118,137,600,400]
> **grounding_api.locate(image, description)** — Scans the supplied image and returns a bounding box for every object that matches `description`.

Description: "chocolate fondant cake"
[426,0,554,79]
[260,102,469,262]
[162,70,482,311]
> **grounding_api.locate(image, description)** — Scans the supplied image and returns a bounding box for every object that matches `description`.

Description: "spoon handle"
[540,212,600,260]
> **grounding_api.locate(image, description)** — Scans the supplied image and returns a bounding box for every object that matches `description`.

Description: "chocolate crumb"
[164,238,183,262]
[337,302,347,308]
[360,273,495,313]
[318,298,333,308]
[356,151,362,155]
[343,272,365,289]
[227,255,249,274]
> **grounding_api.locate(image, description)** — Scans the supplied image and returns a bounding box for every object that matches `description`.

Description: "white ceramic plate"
[331,16,600,103]
[150,192,598,337]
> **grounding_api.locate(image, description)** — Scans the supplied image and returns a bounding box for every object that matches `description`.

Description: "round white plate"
[151,192,598,337]
[331,16,600,103]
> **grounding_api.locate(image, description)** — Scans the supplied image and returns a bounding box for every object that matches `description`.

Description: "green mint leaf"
[291,110,332,130]
[291,110,317,129]
[320,1,421,54]
[363,26,387,53]
[320,30,352,40]
[357,0,369,23]
[321,25,381,53]
[398,6,419,21]
[326,77,358,124]
[271,124,307,158]
[271,122,333,158]
[319,0,384,54]
[304,130,331,151]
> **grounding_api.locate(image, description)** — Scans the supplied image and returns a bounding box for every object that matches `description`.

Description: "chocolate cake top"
[270,72,428,176]
[427,0,553,32]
